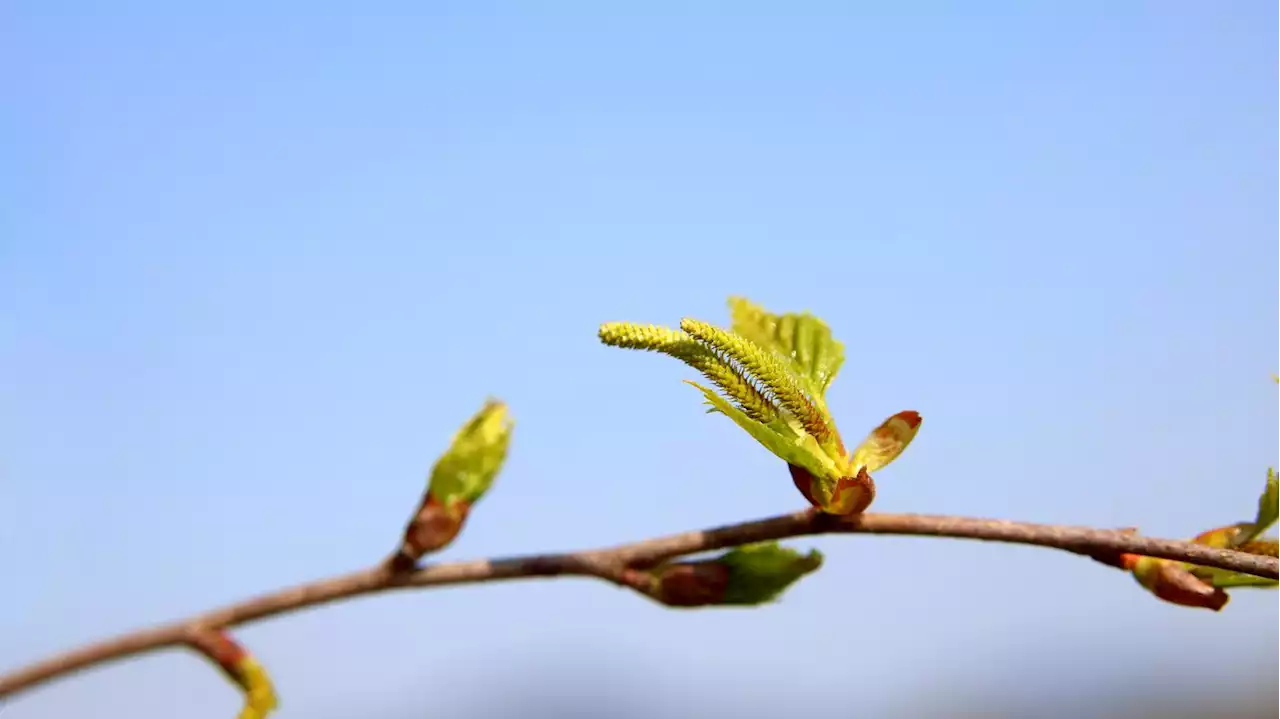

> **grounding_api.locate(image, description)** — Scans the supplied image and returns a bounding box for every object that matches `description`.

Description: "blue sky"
[2,3,1276,717]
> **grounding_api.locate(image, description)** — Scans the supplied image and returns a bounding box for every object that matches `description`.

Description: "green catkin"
[678,318,830,440]
[598,322,778,423]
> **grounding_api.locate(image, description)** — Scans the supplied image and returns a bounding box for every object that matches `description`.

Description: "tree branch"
[2,509,1275,700]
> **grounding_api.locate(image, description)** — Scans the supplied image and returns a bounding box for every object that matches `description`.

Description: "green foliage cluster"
[600,297,922,516]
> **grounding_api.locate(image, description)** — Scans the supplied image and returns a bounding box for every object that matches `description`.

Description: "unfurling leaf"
[1188,469,1280,553]
[653,541,824,608]
[850,411,923,474]
[1182,471,1280,591]
[1187,562,1280,590]
[188,629,279,719]
[391,399,513,568]
[1120,470,1280,608]
[686,380,837,483]
[727,295,845,397]
[717,542,825,605]
[428,398,513,508]
[1236,468,1279,547]
[1253,378,1280,545]
[600,297,922,516]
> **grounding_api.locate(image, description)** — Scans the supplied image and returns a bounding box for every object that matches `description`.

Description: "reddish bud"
[896,410,922,428]
[188,628,279,717]
[654,562,733,607]
[390,493,470,571]
[188,629,247,678]
[789,464,875,515]
[1132,556,1230,611]
[788,463,819,506]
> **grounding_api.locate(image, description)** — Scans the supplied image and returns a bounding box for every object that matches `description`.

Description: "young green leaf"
[1186,472,1280,552]
[600,297,922,516]
[1188,567,1280,589]
[727,296,845,398]
[428,399,513,510]
[1233,468,1279,547]
[685,380,837,483]
[1187,527,1279,589]
[718,542,824,605]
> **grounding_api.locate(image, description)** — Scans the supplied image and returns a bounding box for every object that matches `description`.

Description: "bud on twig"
[1127,555,1230,611]
[1117,470,1279,609]
[790,465,877,516]
[1181,471,1278,590]
[187,627,278,719]
[390,399,512,570]
[394,494,471,568]
[652,541,823,608]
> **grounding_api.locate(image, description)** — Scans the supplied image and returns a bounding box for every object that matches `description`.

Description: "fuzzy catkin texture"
[597,322,688,353]
[679,317,830,440]
[598,321,779,422]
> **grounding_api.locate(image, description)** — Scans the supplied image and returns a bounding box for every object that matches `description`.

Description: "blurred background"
[2,3,1276,718]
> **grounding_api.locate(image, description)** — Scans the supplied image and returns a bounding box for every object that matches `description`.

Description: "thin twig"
[1,509,1274,699]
